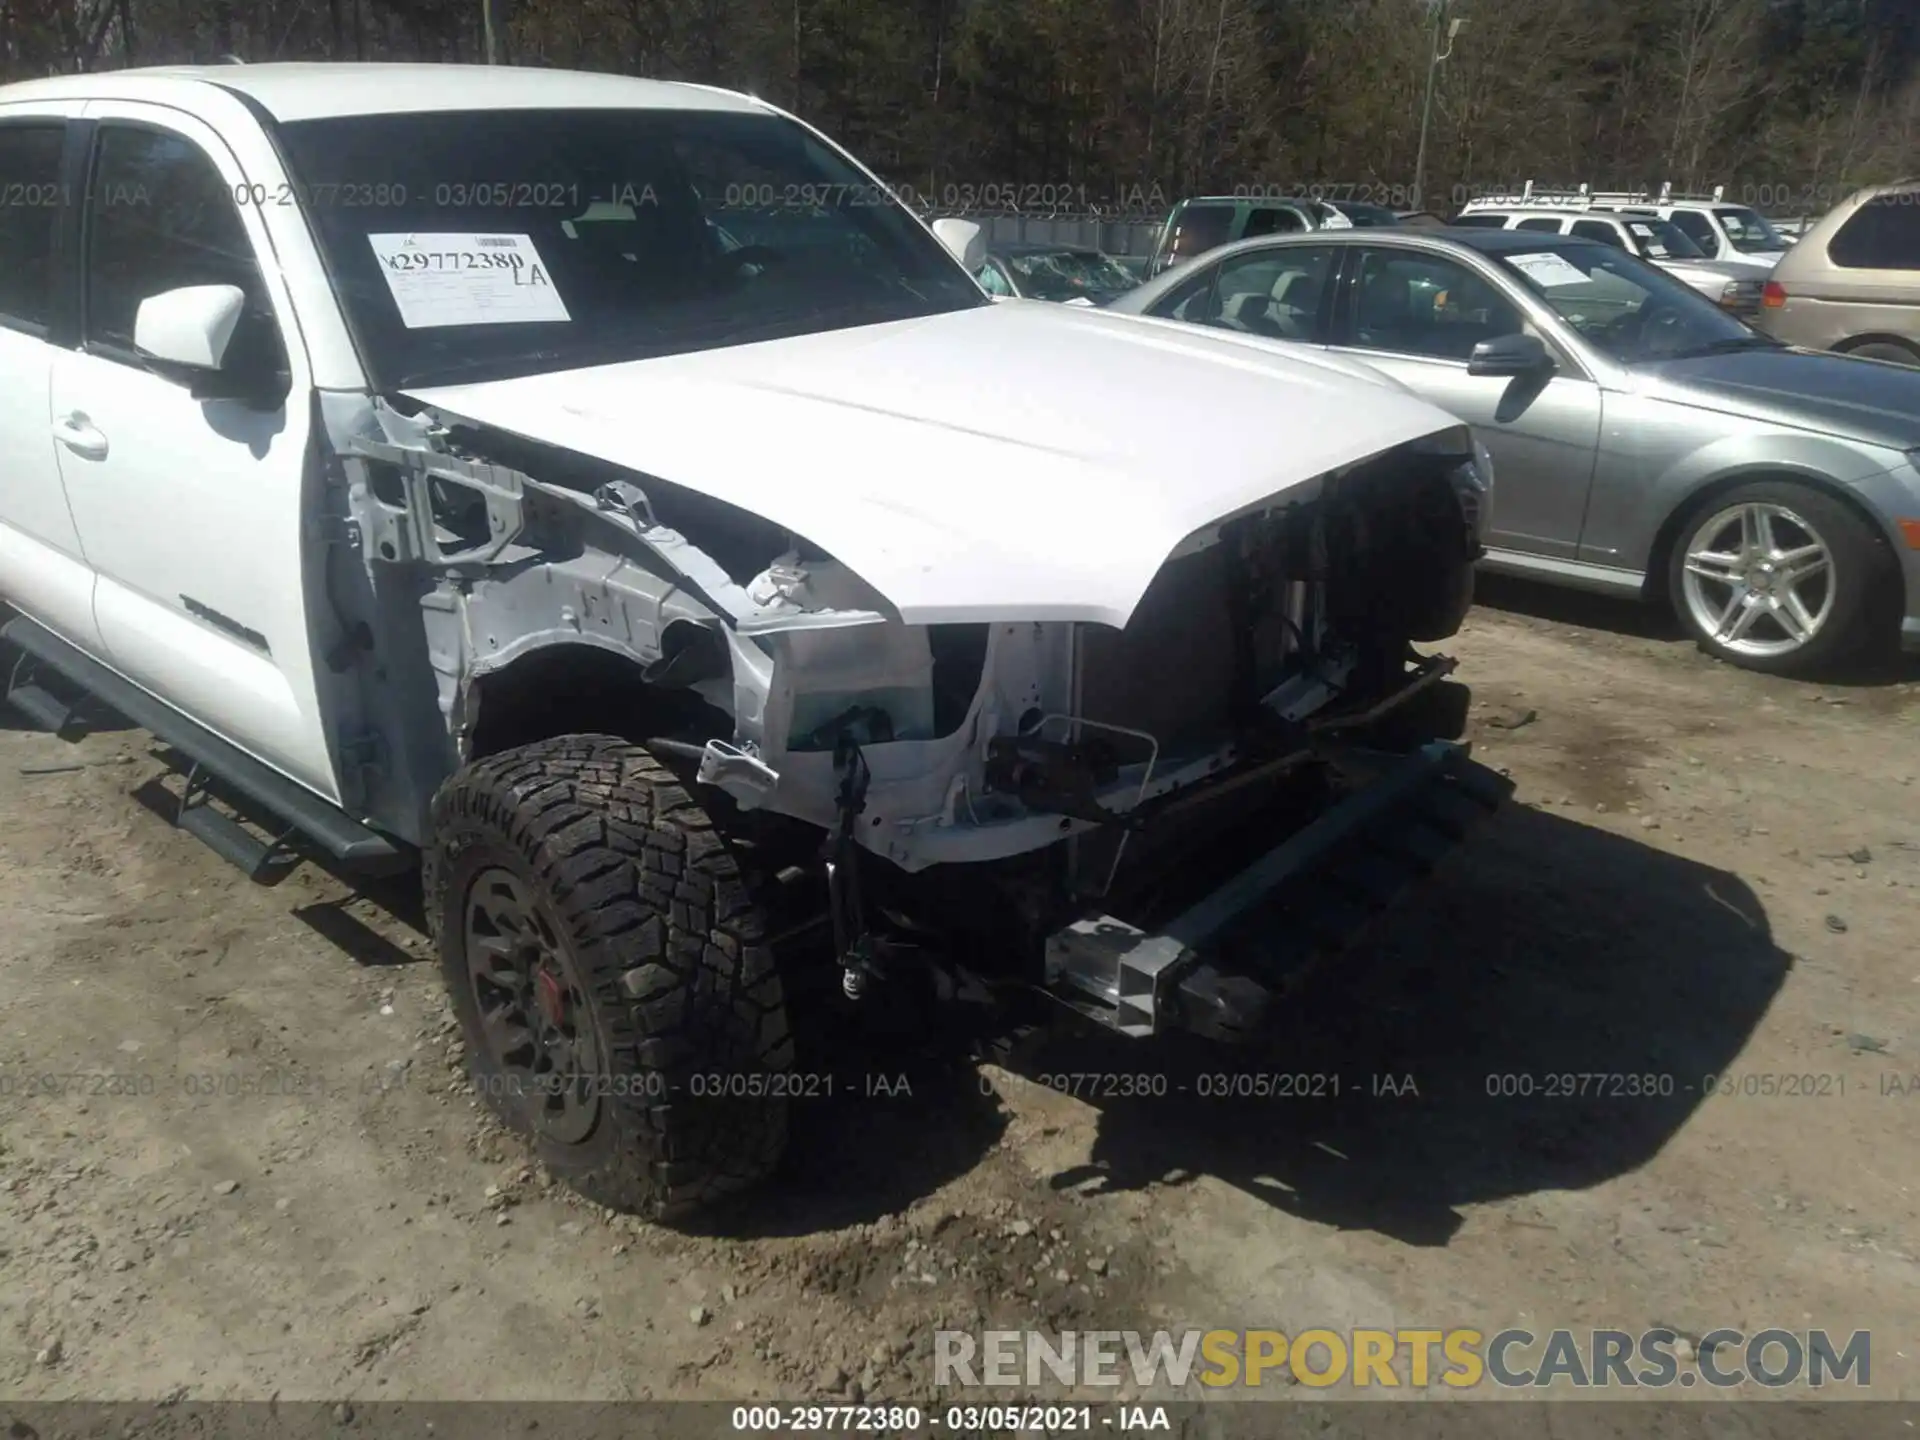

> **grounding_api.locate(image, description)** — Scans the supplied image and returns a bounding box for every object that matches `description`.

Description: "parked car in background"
[1146,194,1352,276]
[1621,200,1792,273]
[973,244,1139,305]
[1460,185,1791,274]
[1454,205,1764,312]
[1111,227,1920,674]
[1751,180,1920,367]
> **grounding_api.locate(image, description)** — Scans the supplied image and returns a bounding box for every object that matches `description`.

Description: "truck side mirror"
[135,284,245,371]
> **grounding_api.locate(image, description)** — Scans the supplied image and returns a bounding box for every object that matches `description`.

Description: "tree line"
[5,0,1917,219]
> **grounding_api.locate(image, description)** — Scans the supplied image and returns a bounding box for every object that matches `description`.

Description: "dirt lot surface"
[2,582,1917,1407]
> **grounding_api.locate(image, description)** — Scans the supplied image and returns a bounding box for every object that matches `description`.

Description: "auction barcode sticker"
[367,232,572,328]
[1507,251,1591,288]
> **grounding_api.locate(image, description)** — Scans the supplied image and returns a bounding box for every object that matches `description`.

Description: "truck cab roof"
[0,61,766,122]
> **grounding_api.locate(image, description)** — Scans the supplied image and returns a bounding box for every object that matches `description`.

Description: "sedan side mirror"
[135,284,245,371]
[932,217,986,272]
[1467,332,1554,378]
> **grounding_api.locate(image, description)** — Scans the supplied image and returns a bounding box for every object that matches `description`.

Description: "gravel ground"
[1,581,1916,1405]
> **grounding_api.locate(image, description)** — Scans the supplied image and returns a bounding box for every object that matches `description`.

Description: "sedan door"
[1327,245,1603,559]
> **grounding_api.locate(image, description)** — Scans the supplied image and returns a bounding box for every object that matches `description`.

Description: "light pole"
[483,0,504,62]
[1412,6,1466,211]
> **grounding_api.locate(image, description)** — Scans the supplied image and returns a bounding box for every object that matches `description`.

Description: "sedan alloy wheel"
[1680,501,1834,660]
[1668,480,1889,675]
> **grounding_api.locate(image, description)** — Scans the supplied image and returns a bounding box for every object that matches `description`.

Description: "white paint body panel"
[0,96,101,652]
[0,326,102,650]
[49,99,340,801]
[411,302,1461,629]
[0,63,767,123]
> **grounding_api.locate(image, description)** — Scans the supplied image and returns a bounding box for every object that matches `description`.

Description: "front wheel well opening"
[1835,334,1920,359]
[466,643,732,761]
[1642,471,1895,610]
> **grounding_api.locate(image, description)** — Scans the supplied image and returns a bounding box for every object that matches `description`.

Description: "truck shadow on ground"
[1027,802,1792,1247]
[144,728,1788,1243]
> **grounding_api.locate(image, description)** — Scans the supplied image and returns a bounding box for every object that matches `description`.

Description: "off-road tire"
[424,734,792,1220]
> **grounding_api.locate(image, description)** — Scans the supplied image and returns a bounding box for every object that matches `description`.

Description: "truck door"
[0,105,105,655]
[50,102,343,801]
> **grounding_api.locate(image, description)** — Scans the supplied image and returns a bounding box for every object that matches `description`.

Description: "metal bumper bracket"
[1043,741,1512,1039]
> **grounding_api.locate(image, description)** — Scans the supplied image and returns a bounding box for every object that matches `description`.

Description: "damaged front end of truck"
[320,392,1510,1044]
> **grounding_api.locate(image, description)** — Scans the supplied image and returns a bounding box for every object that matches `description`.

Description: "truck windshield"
[275,108,985,389]
[1714,206,1788,253]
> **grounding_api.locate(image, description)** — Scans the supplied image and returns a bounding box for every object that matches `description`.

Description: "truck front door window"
[83,125,284,371]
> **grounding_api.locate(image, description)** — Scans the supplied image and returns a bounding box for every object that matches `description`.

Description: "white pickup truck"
[0,62,1507,1219]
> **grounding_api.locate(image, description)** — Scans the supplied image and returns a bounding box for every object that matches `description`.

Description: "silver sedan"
[1108,227,1920,675]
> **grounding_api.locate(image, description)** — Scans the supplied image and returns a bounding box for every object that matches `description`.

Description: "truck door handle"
[52,414,109,461]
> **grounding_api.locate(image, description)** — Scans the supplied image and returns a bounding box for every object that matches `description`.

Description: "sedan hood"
[406,302,1461,628]
[1639,345,1920,451]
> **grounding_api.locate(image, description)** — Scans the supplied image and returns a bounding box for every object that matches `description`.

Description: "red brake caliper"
[534,964,567,1029]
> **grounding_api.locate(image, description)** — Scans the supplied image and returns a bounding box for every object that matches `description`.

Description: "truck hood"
[406,302,1461,628]
[1638,344,1920,451]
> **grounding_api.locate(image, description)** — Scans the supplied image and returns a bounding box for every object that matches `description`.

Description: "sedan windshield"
[1004,249,1137,300]
[1715,206,1788,253]
[275,109,985,389]
[1492,243,1775,364]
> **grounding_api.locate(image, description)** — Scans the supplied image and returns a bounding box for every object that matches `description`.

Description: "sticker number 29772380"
[366,232,572,329]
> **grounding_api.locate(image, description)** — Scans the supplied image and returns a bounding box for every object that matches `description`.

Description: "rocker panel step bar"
[1,616,403,867]
[5,679,75,734]
[1045,740,1512,1039]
